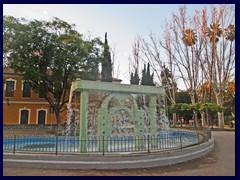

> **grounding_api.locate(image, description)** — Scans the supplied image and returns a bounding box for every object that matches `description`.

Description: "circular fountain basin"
[4,130,199,153]
[3,136,214,169]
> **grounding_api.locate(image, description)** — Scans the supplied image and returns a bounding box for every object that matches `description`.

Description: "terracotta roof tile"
[3,68,21,75]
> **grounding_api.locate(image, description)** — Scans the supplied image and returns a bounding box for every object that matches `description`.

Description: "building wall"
[3,69,123,125]
[3,71,67,125]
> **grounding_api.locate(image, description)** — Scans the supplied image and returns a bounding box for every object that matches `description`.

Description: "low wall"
[3,137,214,169]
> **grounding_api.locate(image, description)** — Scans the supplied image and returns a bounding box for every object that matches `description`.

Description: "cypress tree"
[130,68,140,85]
[141,64,147,85]
[101,32,112,82]
[141,63,155,86]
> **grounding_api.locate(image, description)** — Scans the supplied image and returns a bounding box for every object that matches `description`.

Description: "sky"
[3,4,213,89]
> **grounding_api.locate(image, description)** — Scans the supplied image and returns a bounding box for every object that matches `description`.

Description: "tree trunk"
[218,112,225,128]
[172,113,177,127]
[190,92,198,127]
[216,93,225,128]
[206,109,209,126]
[201,113,206,127]
[55,110,62,132]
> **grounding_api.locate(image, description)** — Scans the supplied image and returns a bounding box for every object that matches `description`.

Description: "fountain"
[3,80,214,170]
[69,79,174,152]
[65,82,75,136]
[65,104,73,135]
[3,80,200,154]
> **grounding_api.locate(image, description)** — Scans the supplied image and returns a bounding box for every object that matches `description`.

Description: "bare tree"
[110,43,120,78]
[194,4,235,128]
[159,5,205,126]
[129,29,178,126]
[128,37,141,82]
[128,4,235,128]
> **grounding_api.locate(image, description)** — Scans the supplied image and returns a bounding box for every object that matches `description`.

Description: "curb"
[3,138,214,169]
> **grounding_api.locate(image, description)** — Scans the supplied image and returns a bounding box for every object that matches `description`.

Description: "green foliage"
[169,103,191,121]
[170,103,183,114]
[141,63,155,86]
[224,116,234,124]
[171,102,223,114]
[130,69,140,85]
[3,16,103,126]
[181,103,190,111]
[170,102,223,122]
[101,32,112,82]
[176,90,191,103]
[223,81,235,117]
[199,102,224,113]
[188,103,200,111]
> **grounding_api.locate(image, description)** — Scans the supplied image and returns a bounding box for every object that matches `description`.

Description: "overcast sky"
[4,4,213,89]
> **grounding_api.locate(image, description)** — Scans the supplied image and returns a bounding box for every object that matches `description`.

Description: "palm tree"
[206,23,222,43]
[224,24,235,41]
[182,28,199,126]
[182,28,197,46]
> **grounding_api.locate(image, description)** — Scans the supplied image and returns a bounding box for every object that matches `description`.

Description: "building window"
[20,110,29,124]
[38,110,46,124]
[22,81,31,97]
[5,81,15,97]
[39,83,47,98]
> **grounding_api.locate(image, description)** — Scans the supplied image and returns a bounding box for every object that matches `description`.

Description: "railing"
[4,124,64,131]
[3,128,212,156]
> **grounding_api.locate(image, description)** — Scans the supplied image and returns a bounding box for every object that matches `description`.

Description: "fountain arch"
[97,93,143,138]
[72,79,166,152]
